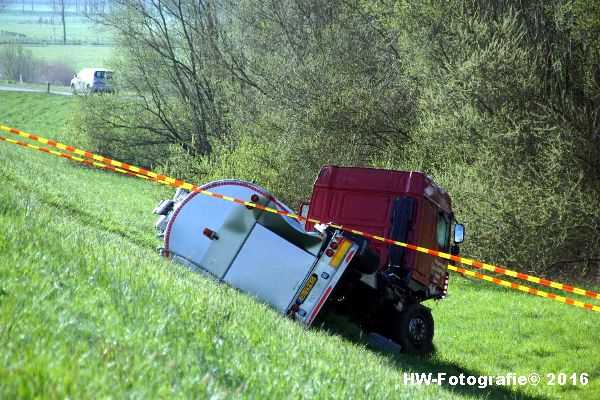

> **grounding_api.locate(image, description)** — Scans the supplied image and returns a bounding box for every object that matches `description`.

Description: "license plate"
[298,274,318,303]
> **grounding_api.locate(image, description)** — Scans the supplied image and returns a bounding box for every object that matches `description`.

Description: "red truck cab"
[298,166,464,353]
[300,165,462,312]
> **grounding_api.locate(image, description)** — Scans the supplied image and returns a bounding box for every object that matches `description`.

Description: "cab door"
[413,199,450,291]
[412,199,438,287]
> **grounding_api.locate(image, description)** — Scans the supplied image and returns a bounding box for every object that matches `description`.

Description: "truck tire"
[391,303,434,355]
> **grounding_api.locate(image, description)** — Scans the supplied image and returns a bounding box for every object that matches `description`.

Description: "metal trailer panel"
[164,181,291,276]
[159,179,362,324]
[164,182,265,273]
[224,224,317,313]
[294,237,359,326]
[198,200,265,278]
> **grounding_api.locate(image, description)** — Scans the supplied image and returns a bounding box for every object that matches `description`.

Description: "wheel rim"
[408,316,427,343]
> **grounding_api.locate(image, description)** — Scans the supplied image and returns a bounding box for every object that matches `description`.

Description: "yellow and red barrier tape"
[1,124,599,312]
[448,265,600,312]
[0,135,158,182]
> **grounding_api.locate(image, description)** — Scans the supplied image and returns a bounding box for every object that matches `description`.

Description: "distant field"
[0,6,115,81]
[0,8,112,44]
[24,44,115,70]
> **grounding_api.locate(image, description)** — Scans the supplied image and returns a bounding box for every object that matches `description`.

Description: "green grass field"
[0,79,70,92]
[0,9,111,44]
[1,91,599,399]
[1,8,114,75]
[23,44,115,71]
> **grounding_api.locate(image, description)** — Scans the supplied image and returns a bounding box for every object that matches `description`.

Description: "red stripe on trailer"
[308,286,332,326]
[345,249,356,264]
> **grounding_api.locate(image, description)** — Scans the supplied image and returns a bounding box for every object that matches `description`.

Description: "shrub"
[35,60,75,85]
[0,42,35,82]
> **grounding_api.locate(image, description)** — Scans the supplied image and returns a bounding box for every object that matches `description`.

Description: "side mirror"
[453,223,465,244]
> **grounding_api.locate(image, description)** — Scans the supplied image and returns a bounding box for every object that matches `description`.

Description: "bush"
[35,60,75,85]
[0,42,35,82]
[72,95,172,170]
[0,43,76,85]
[73,0,600,280]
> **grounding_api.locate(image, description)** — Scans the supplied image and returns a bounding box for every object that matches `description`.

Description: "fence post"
[47,83,51,94]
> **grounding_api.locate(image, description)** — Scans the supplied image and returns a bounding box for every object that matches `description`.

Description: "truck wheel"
[391,303,434,355]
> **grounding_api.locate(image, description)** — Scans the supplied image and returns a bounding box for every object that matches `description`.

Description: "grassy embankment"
[0,91,599,399]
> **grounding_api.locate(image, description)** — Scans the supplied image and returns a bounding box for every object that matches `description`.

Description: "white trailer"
[153,180,360,326]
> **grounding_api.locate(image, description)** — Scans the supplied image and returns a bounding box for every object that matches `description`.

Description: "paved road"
[0,85,72,96]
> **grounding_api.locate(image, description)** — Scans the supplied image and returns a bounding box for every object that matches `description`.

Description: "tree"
[78,0,226,168]
[364,0,600,275]
[50,0,69,44]
[76,0,600,277]
[0,43,35,82]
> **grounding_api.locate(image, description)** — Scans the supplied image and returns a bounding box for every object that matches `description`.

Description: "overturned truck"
[153,166,464,354]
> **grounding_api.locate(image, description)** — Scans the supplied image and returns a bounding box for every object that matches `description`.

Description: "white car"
[71,68,114,93]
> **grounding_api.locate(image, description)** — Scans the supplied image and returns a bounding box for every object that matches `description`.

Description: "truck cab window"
[436,213,450,250]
